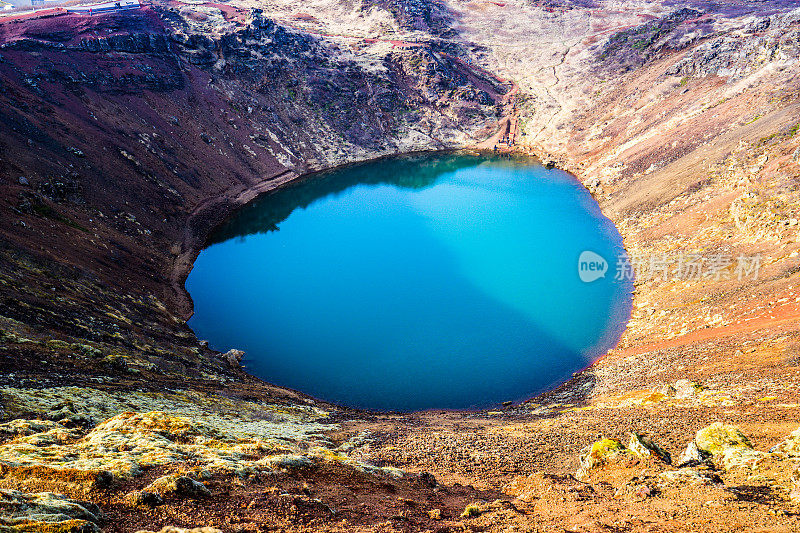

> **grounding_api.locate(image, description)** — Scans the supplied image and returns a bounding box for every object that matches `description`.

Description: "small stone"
[628,432,672,464]
[129,490,164,507]
[659,468,721,485]
[146,475,210,499]
[223,349,245,367]
[674,379,701,399]
[461,503,481,518]
[419,471,437,488]
[677,441,711,467]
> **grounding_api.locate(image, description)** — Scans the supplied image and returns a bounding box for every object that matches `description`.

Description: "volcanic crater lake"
[187,154,633,411]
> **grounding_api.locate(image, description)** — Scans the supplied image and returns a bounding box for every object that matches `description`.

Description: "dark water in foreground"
[186,154,633,411]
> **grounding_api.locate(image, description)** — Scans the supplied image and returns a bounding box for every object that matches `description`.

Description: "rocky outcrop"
[666,9,800,79]
[599,8,707,72]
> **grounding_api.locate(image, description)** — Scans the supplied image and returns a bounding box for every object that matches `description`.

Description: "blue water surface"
[186,153,633,411]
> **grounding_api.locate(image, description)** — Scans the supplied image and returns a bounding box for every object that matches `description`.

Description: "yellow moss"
[695,422,752,455]
[461,503,481,518]
[590,438,625,458]
[576,438,629,479]
[5,518,97,533]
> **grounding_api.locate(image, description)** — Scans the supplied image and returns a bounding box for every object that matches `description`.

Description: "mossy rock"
[589,438,626,458]
[144,474,210,499]
[460,503,481,518]
[0,490,101,532]
[695,422,752,455]
[576,438,628,479]
[771,426,800,457]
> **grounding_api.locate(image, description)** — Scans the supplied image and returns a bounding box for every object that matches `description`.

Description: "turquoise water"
[186,154,633,411]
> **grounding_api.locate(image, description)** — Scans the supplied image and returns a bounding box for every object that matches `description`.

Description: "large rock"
[223,349,245,368]
[576,438,627,479]
[695,422,752,455]
[673,379,702,399]
[145,474,211,499]
[628,432,672,464]
[770,426,800,456]
[694,422,765,469]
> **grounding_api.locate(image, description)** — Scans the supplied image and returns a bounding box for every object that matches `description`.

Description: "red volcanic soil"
[0,7,67,24]
[0,7,164,43]
[617,297,800,359]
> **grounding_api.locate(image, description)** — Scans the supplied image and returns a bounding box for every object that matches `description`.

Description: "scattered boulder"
[576,438,627,479]
[145,474,211,499]
[769,426,800,456]
[659,383,678,397]
[628,432,672,464]
[461,502,482,518]
[223,349,245,368]
[127,490,164,508]
[673,379,702,399]
[694,422,765,469]
[790,467,800,503]
[695,422,751,455]
[677,441,712,467]
[418,471,437,488]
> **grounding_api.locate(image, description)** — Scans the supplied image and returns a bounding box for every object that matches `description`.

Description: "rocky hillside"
[1,0,800,531]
